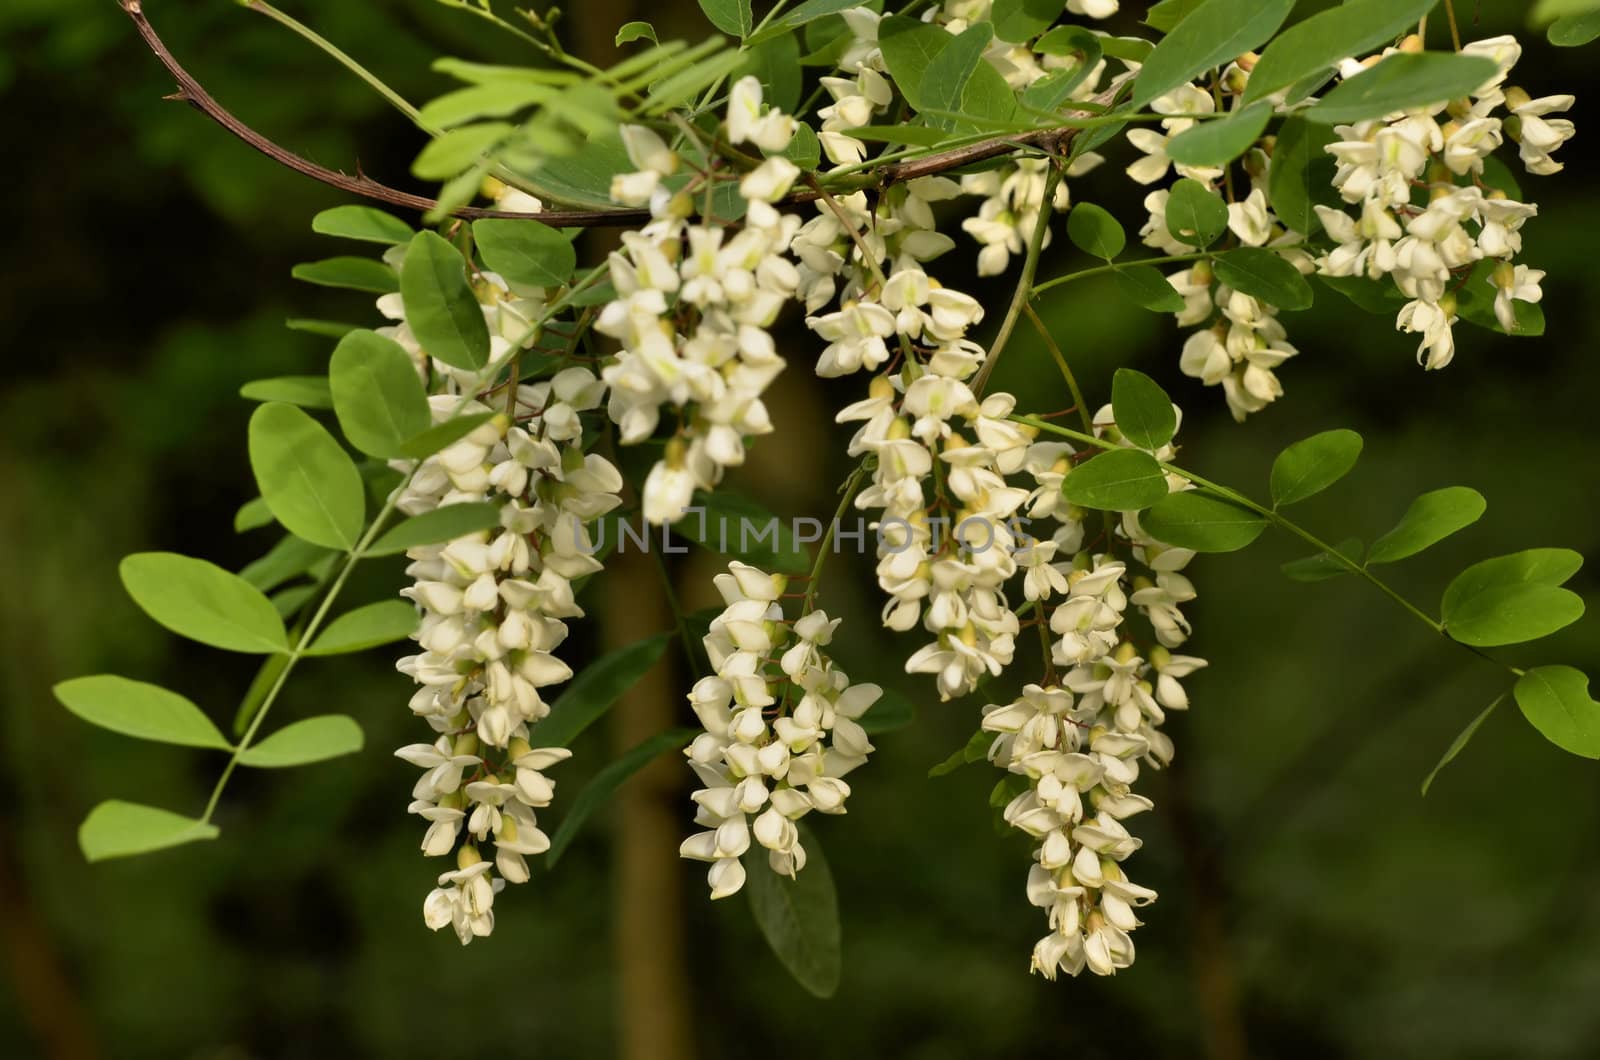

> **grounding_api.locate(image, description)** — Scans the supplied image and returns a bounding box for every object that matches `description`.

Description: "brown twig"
[121,0,1103,227]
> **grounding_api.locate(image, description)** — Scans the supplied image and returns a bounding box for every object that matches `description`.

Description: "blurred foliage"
[3,1,1599,1057]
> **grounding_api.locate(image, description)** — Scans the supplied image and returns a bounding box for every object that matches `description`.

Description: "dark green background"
[3,1,1597,1056]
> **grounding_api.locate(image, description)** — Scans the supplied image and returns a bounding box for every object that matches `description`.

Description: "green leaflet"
[238,715,365,768]
[79,801,219,863]
[744,825,842,998]
[1142,492,1267,552]
[305,601,419,656]
[120,552,289,655]
[1062,450,1170,511]
[400,231,491,371]
[1066,203,1126,260]
[1132,0,1295,108]
[546,727,697,866]
[55,675,231,750]
[1269,429,1363,507]
[1306,54,1501,125]
[329,330,432,459]
[248,403,366,552]
[1366,487,1486,565]
[1110,369,1177,451]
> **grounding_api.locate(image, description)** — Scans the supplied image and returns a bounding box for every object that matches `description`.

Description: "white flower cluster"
[679,562,882,897]
[1139,34,1573,417]
[597,78,805,524]
[991,414,1206,978]
[389,364,623,944]
[1312,35,1568,369]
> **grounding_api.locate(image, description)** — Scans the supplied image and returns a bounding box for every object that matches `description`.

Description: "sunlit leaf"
[238,715,365,768]
[79,801,218,863]
[305,601,418,656]
[1111,369,1177,451]
[1515,666,1600,759]
[1142,491,1267,552]
[400,231,491,371]
[1269,429,1363,507]
[329,330,432,459]
[1366,486,1486,565]
[248,402,366,551]
[367,502,506,557]
[311,205,415,245]
[55,675,231,749]
[120,552,289,654]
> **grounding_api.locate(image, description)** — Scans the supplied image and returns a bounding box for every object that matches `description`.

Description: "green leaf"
[1421,694,1502,796]
[411,122,510,180]
[616,21,658,46]
[329,330,432,459]
[922,23,1015,129]
[1111,369,1177,451]
[286,319,361,339]
[471,218,577,288]
[860,687,915,734]
[1306,54,1501,125]
[1318,273,1402,313]
[234,496,275,533]
[1132,0,1295,109]
[1269,429,1363,507]
[271,585,318,619]
[698,0,753,38]
[929,727,991,777]
[1142,491,1267,552]
[1534,0,1600,20]
[546,727,697,866]
[1442,549,1584,617]
[55,675,231,750]
[744,30,804,114]
[879,15,952,111]
[538,633,674,749]
[746,0,862,46]
[239,534,330,594]
[1166,100,1271,167]
[744,826,842,998]
[291,257,398,294]
[395,412,497,461]
[239,715,365,768]
[1165,178,1229,248]
[1244,0,1442,104]
[992,0,1061,42]
[1515,667,1600,758]
[311,205,415,245]
[367,502,506,557]
[239,375,334,410]
[1443,584,1585,648]
[79,801,218,863]
[400,231,491,372]
[1061,449,1170,511]
[778,122,822,169]
[1366,486,1486,565]
[418,84,558,129]
[643,48,747,113]
[305,601,418,656]
[1550,13,1600,45]
[248,403,366,551]
[1281,536,1362,582]
[1067,202,1126,260]
[1213,248,1314,311]
[1268,118,1338,235]
[674,493,812,576]
[1111,265,1188,313]
[120,552,289,654]
[1144,0,1205,32]
[1024,27,1102,112]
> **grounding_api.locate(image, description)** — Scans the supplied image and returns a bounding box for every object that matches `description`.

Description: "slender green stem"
[800,463,870,615]
[1022,304,1093,438]
[201,264,607,824]
[973,161,1063,395]
[248,1,432,131]
[649,544,702,677]
[1012,415,1525,677]
[1030,251,1214,296]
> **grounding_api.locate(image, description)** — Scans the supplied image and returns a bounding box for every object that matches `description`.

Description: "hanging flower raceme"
[391,364,622,944]
[679,562,883,897]
[597,78,806,525]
